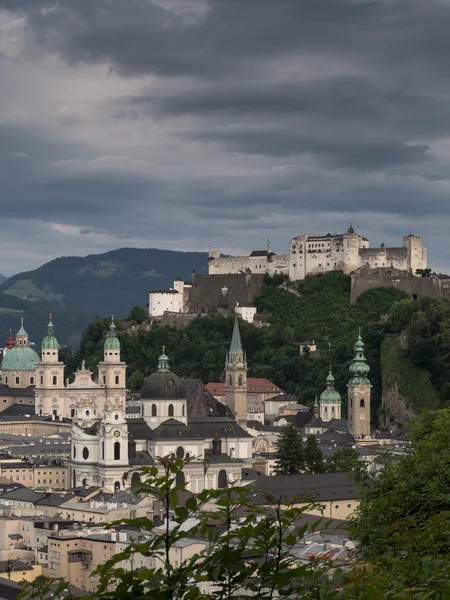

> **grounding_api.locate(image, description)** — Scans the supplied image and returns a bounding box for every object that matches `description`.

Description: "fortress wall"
[350,270,442,304]
[187,273,266,313]
[358,247,408,270]
[208,254,288,276]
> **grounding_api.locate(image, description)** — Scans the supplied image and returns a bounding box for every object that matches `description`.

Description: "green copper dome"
[320,367,341,403]
[42,315,60,350]
[104,317,121,351]
[2,346,40,371]
[349,328,371,385]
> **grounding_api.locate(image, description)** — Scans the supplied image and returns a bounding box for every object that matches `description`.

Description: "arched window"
[114,481,121,493]
[230,447,235,458]
[168,404,174,417]
[176,471,185,486]
[115,376,119,385]
[176,446,185,459]
[40,376,43,385]
[82,478,87,487]
[238,375,243,386]
[73,471,76,489]
[70,409,75,418]
[103,376,106,384]
[82,447,89,460]
[73,446,76,459]
[131,472,141,487]
[350,398,353,407]
[360,399,365,408]
[218,470,227,489]
[52,376,57,385]
[228,375,232,386]
[152,404,157,417]
[182,404,185,416]
[30,377,34,385]
[114,442,120,460]
[102,442,105,460]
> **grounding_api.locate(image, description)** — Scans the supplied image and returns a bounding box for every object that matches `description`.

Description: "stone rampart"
[187,273,266,313]
[351,267,443,304]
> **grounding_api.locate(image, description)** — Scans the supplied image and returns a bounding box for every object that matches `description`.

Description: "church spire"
[349,327,370,385]
[104,316,121,352]
[229,315,243,357]
[42,313,59,351]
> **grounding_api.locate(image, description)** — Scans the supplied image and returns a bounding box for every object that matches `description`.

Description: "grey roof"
[188,417,253,439]
[254,472,358,503]
[249,250,269,257]
[204,450,243,464]
[305,417,326,428]
[0,488,46,503]
[295,408,318,427]
[0,403,36,415]
[35,493,76,507]
[0,385,35,398]
[129,450,154,466]
[10,444,70,456]
[317,430,354,443]
[267,393,297,403]
[127,418,154,441]
[0,560,33,572]
[152,420,204,441]
[236,301,255,308]
[184,379,228,418]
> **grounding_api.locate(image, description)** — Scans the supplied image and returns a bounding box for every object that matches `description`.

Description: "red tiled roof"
[206,378,283,396]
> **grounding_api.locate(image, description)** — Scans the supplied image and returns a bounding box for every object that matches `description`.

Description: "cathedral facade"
[69,320,253,493]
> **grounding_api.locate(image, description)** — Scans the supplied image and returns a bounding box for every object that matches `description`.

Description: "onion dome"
[4,329,14,350]
[141,348,186,400]
[349,328,370,384]
[1,320,39,371]
[104,316,121,351]
[42,314,60,350]
[319,367,341,403]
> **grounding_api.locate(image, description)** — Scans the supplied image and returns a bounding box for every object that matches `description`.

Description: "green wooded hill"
[73,272,417,421]
[0,248,208,347]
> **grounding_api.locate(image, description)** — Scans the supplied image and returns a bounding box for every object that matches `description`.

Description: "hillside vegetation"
[0,248,208,347]
[72,272,412,421]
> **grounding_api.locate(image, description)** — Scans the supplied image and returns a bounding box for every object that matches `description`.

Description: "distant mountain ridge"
[0,247,208,347]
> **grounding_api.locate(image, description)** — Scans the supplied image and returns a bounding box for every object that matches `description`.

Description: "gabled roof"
[0,488,46,503]
[188,417,253,439]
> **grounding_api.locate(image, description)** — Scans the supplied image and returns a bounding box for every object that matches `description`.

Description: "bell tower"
[224,316,248,429]
[347,328,371,438]
[98,317,127,404]
[35,315,66,417]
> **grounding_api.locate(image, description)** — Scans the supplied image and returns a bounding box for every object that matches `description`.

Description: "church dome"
[104,317,120,351]
[42,315,60,350]
[319,367,341,403]
[141,350,186,400]
[1,346,40,371]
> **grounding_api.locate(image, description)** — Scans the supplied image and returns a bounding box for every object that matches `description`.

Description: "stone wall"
[161,312,206,330]
[350,267,443,304]
[187,273,266,314]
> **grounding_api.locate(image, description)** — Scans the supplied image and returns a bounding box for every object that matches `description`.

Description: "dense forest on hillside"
[0,248,208,347]
[67,272,419,423]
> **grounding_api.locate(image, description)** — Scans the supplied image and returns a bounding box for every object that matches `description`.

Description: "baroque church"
[70,317,253,493]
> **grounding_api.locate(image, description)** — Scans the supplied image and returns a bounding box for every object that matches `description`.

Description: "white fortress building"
[208,226,427,280]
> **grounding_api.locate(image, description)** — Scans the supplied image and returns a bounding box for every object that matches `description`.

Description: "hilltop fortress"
[208,225,427,280]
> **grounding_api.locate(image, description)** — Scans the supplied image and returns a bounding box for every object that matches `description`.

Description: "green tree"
[275,423,304,474]
[351,409,450,592]
[128,305,147,324]
[304,435,325,473]
[128,369,144,391]
[327,447,364,475]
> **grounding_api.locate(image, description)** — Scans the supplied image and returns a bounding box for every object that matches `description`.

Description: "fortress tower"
[225,316,248,429]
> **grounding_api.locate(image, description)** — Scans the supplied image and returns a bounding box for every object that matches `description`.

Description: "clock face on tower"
[113,430,121,437]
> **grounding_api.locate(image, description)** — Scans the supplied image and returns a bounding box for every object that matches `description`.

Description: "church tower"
[35,315,66,417]
[347,328,371,438]
[319,367,341,422]
[98,317,127,404]
[224,316,248,429]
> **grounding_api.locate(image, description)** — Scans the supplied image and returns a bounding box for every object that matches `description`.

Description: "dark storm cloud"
[1,0,450,271]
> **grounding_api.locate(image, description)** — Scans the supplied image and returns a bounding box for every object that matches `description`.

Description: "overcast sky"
[1,0,449,275]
